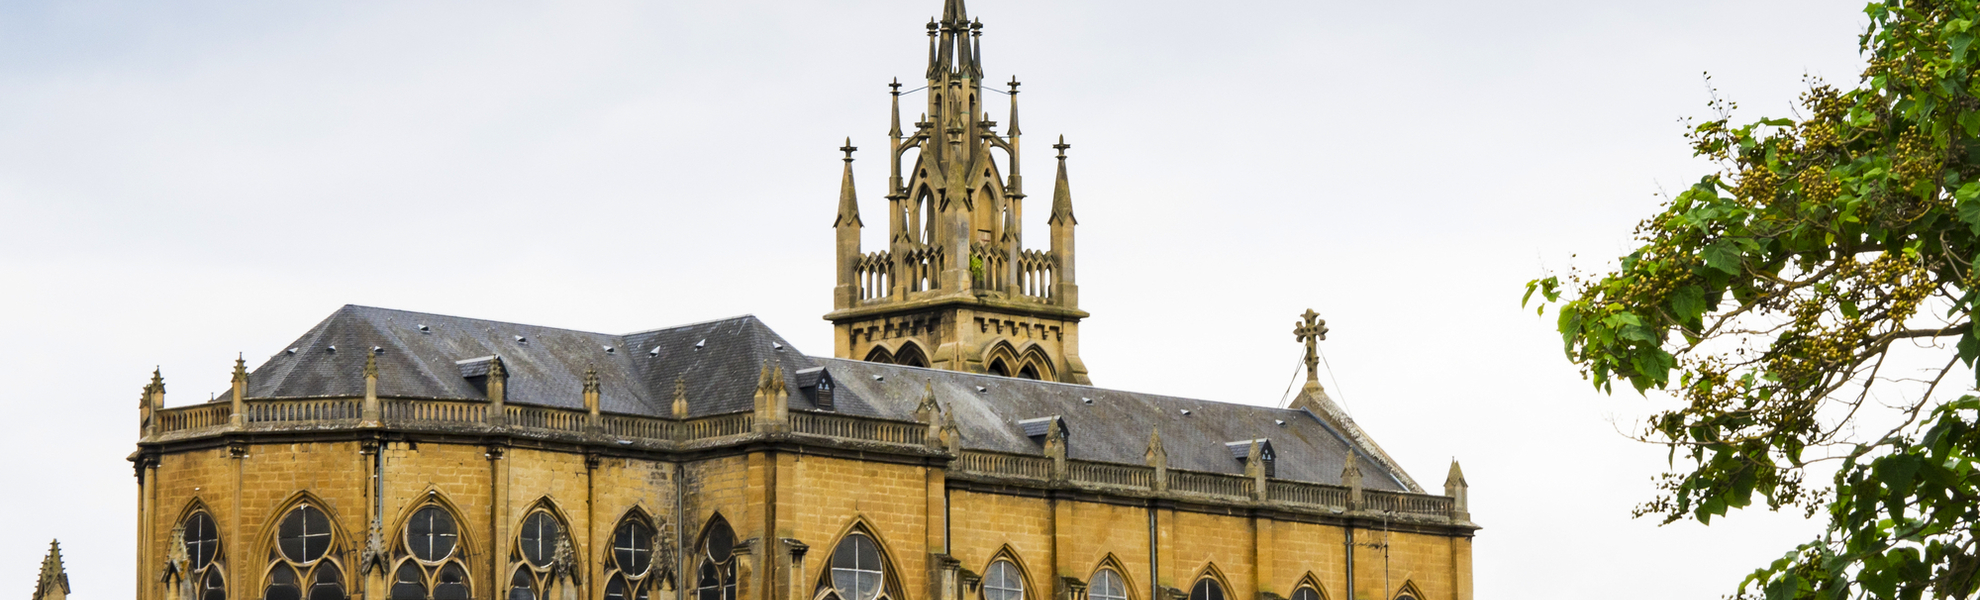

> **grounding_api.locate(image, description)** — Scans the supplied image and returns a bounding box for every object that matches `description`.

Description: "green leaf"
[1672,285,1706,324]
[1703,241,1742,275]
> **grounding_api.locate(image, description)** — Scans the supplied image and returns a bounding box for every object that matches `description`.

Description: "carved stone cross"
[1293,309,1329,384]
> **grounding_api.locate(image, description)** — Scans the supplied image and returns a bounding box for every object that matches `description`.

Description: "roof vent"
[603,345,616,354]
[514,335,528,345]
[694,339,706,350]
[1274,419,1286,426]
[1081,397,1093,405]
[286,348,298,355]
[872,375,884,381]
[371,346,383,354]
[773,342,784,351]
[417,324,430,333]
[1179,409,1191,416]
[648,346,661,357]
[975,385,987,393]
[326,345,337,353]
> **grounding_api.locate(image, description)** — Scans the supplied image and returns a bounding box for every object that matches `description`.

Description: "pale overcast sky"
[0,1,1869,597]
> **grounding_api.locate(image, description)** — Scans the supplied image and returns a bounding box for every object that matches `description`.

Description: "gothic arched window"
[895,344,930,369]
[984,560,1024,600]
[988,360,1011,377]
[830,533,885,600]
[1017,364,1040,380]
[264,504,345,600]
[605,511,669,600]
[181,510,227,600]
[1291,586,1321,600]
[1089,569,1126,600]
[695,517,738,600]
[390,502,471,600]
[1188,579,1223,600]
[510,507,573,600]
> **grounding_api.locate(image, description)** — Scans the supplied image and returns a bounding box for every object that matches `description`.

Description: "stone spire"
[1049,136,1079,308]
[34,539,69,600]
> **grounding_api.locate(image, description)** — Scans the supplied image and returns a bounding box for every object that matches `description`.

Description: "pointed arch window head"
[697,517,739,600]
[1188,579,1223,600]
[518,512,562,567]
[407,506,458,562]
[180,509,228,600]
[984,560,1024,600]
[607,510,670,599]
[1089,569,1126,600]
[508,506,569,600]
[830,533,884,600]
[393,500,472,600]
[1291,587,1320,600]
[186,512,221,569]
[277,506,333,564]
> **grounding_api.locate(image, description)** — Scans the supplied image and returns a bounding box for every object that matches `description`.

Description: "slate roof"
[220,304,1411,491]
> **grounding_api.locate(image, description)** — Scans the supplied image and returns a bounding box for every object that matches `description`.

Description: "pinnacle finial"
[1053,135,1069,159]
[890,78,902,94]
[840,138,857,162]
[233,355,249,380]
[363,351,379,378]
[1445,458,1468,487]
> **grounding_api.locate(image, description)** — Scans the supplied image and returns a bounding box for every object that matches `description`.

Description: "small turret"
[1444,459,1470,521]
[361,351,381,427]
[485,356,507,426]
[671,375,690,419]
[1145,427,1168,492]
[582,366,602,432]
[230,355,249,428]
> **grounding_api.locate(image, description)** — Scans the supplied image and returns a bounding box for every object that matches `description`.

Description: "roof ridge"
[341,304,624,338]
[811,356,1309,415]
[620,314,761,336]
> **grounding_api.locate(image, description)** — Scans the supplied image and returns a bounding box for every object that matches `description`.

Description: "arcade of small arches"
[859,340,1055,381]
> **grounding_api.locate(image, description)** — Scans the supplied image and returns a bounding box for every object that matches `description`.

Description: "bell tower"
[827,0,1091,384]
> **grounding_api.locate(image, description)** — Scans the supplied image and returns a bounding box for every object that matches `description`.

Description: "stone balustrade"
[147,398,1461,522]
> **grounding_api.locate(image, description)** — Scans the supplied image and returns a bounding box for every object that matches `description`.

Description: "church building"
[127,2,1478,600]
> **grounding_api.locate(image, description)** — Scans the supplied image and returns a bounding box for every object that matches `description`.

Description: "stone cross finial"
[841,138,857,162]
[1293,309,1329,386]
[1052,135,1069,159]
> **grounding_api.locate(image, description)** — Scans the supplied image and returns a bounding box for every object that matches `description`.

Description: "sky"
[0,0,1874,597]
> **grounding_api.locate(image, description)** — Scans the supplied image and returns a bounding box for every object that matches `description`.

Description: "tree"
[1525,2,1980,598]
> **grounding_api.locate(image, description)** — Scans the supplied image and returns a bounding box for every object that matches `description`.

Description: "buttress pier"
[827,0,1090,384]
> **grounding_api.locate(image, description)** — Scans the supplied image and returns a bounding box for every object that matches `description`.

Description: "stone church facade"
[126,2,1477,600]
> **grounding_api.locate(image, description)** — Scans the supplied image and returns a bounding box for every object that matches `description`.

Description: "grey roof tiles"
[220,304,1411,491]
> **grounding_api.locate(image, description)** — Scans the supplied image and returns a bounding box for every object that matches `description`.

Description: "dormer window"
[1226,439,1276,478]
[1018,416,1068,450]
[797,367,836,411]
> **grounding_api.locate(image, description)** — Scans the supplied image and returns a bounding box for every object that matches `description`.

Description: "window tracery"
[508,506,577,600]
[388,503,471,600]
[177,510,228,600]
[263,503,346,600]
[984,560,1024,600]
[603,510,674,600]
[829,533,884,600]
[695,516,738,600]
[1088,568,1126,600]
